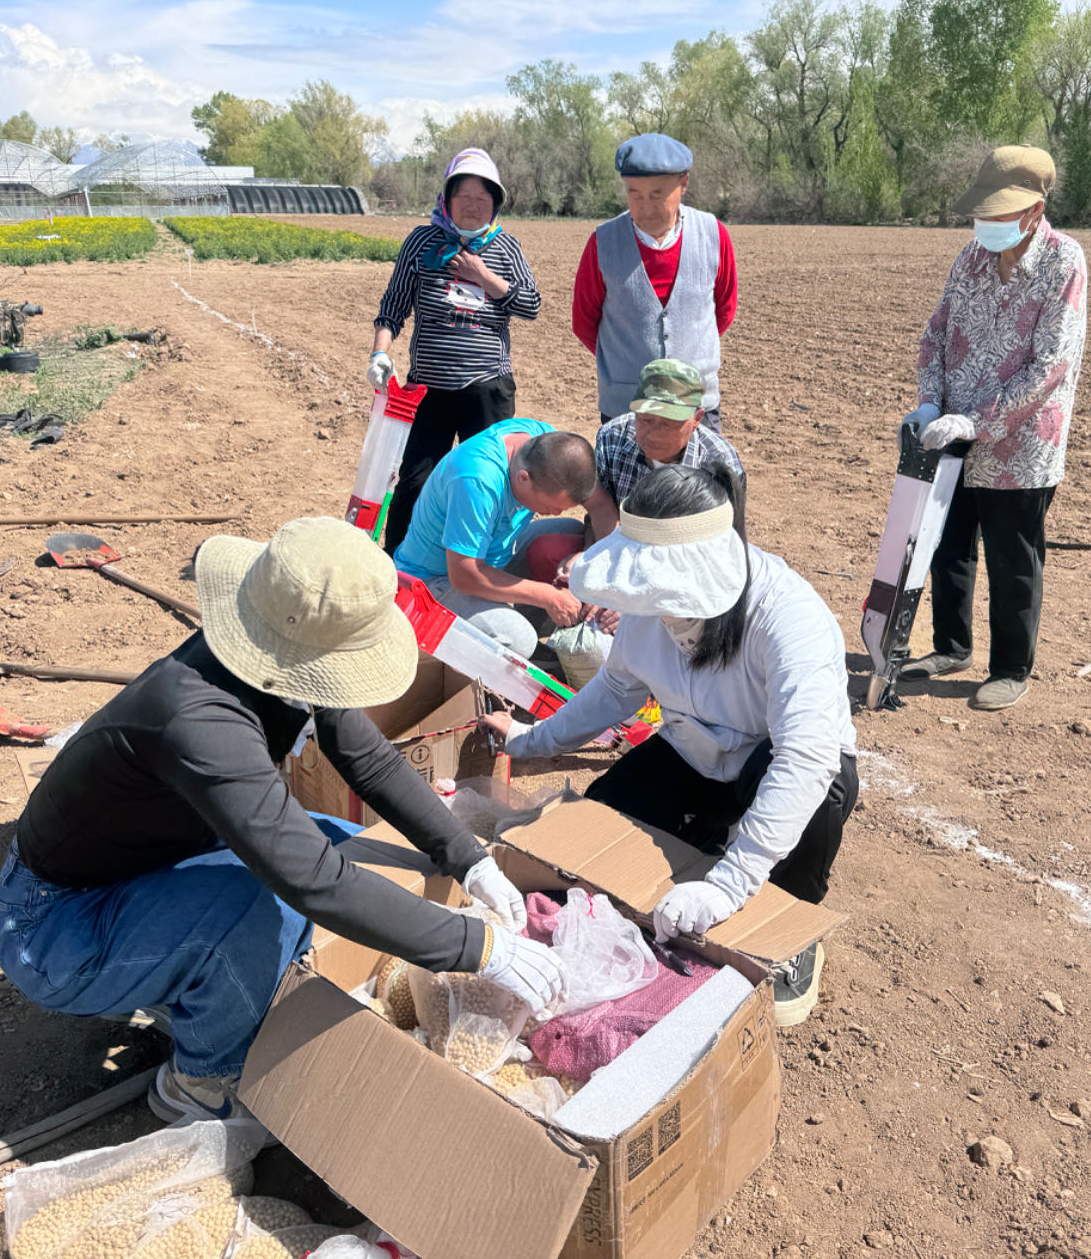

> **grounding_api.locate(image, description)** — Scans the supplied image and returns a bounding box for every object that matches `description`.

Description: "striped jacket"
[375,225,541,390]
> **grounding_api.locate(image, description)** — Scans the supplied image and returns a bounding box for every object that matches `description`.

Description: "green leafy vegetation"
[163,215,401,263]
[0,218,157,265]
[0,334,145,432]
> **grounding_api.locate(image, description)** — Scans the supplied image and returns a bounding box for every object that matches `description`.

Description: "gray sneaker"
[970,677,1028,711]
[901,652,973,679]
[772,942,825,1027]
[148,1061,276,1145]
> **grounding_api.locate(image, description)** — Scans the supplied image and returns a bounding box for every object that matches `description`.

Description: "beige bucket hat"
[195,516,418,708]
[952,145,1055,218]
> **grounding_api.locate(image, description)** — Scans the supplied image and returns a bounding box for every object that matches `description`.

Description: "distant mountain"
[71,136,203,166]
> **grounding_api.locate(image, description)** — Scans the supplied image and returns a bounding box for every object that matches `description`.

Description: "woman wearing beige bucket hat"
[0,517,565,1131]
[899,144,1088,712]
[480,465,859,1027]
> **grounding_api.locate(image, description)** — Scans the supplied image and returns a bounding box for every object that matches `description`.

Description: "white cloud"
[376,93,515,154]
[0,22,203,139]
[0,0,780,158]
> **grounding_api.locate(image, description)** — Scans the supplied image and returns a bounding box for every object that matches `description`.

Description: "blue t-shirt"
[394,419,554,580]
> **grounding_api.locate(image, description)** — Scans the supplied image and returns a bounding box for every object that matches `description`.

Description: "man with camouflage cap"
[572,133,738,430]
[589,358,745,540]
[901,144,1087,712]
[527,360,746,636]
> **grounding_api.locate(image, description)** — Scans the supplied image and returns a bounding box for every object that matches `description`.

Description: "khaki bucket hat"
[195,516,418,708]
[952,145,1055,218]
[630,358,704,422]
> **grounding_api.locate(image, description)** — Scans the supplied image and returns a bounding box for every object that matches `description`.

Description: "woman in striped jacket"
[367,148,542,554]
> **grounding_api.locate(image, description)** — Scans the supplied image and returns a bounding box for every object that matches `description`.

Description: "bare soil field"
[1,215,1089,1259]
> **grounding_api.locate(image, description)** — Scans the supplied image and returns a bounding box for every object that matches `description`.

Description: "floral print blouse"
[918,218,1087,489]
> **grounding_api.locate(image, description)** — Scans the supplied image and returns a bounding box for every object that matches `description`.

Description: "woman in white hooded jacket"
[480,463,857,1025]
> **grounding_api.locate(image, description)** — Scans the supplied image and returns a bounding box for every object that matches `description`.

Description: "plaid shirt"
[595,413,746,507]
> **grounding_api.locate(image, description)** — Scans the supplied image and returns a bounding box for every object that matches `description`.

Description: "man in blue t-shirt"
[393,420,601,657]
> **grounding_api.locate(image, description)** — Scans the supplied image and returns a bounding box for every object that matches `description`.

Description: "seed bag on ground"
[4,1117,263,1259]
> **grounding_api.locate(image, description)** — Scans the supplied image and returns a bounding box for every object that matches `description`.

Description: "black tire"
[0,351,40,373]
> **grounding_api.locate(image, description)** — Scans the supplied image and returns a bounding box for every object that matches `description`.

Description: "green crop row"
[0,217,157,265]
[163,216,401,263]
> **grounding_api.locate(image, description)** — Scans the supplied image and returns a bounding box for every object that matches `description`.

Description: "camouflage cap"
[630,359,703,422]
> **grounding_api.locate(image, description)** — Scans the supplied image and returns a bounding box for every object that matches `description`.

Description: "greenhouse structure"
[0,138,367,221]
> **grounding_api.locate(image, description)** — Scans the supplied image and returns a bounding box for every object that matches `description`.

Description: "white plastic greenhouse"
[0,138,368,221]
[0,139,229,220]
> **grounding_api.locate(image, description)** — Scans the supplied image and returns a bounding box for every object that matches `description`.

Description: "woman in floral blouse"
[901,145,1087,712]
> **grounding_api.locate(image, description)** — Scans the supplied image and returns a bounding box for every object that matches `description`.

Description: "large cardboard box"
[240,794,845,1259]
[284,652,509,826]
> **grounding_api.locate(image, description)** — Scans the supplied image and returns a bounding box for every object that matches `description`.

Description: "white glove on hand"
[462,855,527,930]
[898,402,940,440]
[480,927,567,1016]
[653,881,740,942]
[367,351,394,390]
[920,413,976,450]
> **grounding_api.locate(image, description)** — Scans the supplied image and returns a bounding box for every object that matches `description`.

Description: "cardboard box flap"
[366,653,480,742]
[705,881,846,963]
[494,794,711,909]
[494,794,846,965]
[241,969,596,1259]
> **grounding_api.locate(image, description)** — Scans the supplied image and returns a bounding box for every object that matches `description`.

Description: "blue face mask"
[974,216,1029,253]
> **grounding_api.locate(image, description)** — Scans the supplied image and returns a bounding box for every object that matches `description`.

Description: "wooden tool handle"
[0,514,237,526]
[0,662,139,684]
[96,565,201,619]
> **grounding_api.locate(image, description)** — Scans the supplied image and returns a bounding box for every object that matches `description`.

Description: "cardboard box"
[240,794,846,1259]
[284,652,510,826]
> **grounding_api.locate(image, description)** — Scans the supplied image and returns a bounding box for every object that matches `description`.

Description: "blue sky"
[0,0,774,154]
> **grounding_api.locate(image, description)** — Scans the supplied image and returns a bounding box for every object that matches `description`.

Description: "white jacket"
[505,546,856,907]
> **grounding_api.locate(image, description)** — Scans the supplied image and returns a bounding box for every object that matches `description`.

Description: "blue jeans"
[425,516,586,657]
[0,819,358,1076]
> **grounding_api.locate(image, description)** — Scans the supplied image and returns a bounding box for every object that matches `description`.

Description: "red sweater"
[572,218,738,353]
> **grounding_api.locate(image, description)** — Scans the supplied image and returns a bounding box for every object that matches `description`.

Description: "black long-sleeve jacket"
[16,633,487,972]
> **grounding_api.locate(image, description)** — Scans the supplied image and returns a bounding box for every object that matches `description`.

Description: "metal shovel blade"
[46,531,119,569]
[43,531,200,620]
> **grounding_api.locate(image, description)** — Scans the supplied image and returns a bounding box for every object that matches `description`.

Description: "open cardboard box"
[283,651,510,826]
[240,794,846,1259]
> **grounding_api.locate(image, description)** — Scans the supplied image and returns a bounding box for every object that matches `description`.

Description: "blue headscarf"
[422,190,503,270]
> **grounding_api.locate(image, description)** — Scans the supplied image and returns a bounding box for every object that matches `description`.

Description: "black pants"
[383,374,516,556]
[584,734,857,905]
[930,470,1056,681]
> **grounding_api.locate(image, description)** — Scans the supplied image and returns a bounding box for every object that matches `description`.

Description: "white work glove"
[366,351,394,390]
[653,881,740,942]
[920,413,976,450]
[462,855,527,930]
[480,927,567,1017]
[898,402,940,440]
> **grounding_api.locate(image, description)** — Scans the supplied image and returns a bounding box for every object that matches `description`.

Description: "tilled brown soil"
[1,217,1089,1259]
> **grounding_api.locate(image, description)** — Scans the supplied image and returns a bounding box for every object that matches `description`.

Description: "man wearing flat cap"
[901,145,1087,711]
[572,133,738,431]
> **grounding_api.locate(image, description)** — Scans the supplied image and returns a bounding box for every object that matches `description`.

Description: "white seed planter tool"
[861,424,968,710]
[346,377,428,539]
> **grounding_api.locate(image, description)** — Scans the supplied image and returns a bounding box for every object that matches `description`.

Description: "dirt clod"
[969,1135,1014,1168]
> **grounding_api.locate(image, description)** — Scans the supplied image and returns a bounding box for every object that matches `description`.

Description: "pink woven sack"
[524,893,718,1081]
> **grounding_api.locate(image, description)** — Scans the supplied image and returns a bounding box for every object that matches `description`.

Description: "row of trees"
[190,81,388,189]
[8,0,1091,224]
[371,0,1091,225]
[0,113,128,162]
